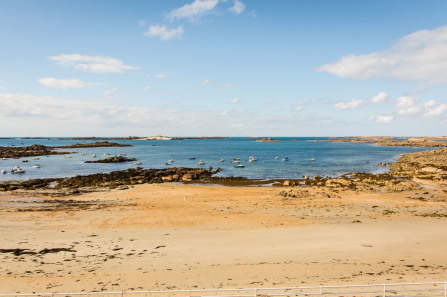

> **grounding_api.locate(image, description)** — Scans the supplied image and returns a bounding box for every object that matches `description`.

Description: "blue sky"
[1,0,447,137]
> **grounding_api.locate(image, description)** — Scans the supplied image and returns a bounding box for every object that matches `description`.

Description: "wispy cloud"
[370,115,394,123]
[396,96,447,117]
[334,98,364,110]
[155,73,168,78]
[168,0,219,21]
[38,78,86,89]
[317,25,447,83]
[229,97,238,104]
[229,0,245,14]
[145,25,184,41]
[49,54,138,74]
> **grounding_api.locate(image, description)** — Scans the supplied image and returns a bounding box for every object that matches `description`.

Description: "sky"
[1,0,447,137]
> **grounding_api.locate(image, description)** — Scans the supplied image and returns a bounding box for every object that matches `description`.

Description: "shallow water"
[0,137,434,181]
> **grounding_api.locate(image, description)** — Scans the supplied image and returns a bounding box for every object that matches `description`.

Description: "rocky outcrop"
[84,156,136,163]
[0,144,68,158]
[57,141,132,148]
[255,137,280,142]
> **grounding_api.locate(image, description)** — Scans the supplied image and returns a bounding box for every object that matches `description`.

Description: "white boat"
[90,154,96,158]
[2,157,7,160]
[249,156,257,162]
[234,164,245,168]
[232,160,240,164]
[309,152,315,162]
[65,155,72,158]
[166,162,171,166]
[283,156,289,161]
[197,160,205,165]
[1,170,7,174]
[32,164,41,168]
[169,159,174,163]
[134,161,142,165]
[80,153,86,155]
[11,166,25,174]
[219,159,225,162]
[31,157,40,160]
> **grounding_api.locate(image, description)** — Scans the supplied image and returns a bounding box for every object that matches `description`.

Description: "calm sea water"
[0,137,434,181]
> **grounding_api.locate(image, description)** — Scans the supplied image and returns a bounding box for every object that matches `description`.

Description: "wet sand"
[1,183,446,293]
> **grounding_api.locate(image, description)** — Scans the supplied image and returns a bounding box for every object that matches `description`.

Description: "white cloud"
[370,115,394,123]
[144,86,150,91]
[317,25,447,83]
[49,54,138,74]
[424,100,447,117]
[200,78,211,85]
[168,0,219,21]
[220,110,228,116]
[230,97,238,104]
[144,25,184,41]
[155,73,168,79]
[396,96,421,115]
[294,103,303,111]
[229,0,245,14]
[38,78,86,89]
[334,98,364,110]
[370,91,388,104]
[104,88,118,96]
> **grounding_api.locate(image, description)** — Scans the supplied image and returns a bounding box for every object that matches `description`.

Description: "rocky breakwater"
[56,167,218,190]
[0,144,68,158]
[84,156,136,163]
[255,137,281,142]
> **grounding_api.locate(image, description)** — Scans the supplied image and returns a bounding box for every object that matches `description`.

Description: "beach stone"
[162,176,174,182]
[182,174,194,181]
[172,174,180,181]
[283,180,291,186]
[421,166,442,173]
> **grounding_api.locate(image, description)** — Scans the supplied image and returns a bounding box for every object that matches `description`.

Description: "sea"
[0,137,435,182]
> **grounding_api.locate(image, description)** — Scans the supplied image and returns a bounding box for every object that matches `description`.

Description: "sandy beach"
[1,182,446,293]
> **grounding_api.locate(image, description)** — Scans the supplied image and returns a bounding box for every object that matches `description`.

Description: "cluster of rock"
[55,167,216,190]
[0,167,217,193]
[84,156,136,163]
[318,136,447,148]
[0,144,67,158]
[57,141,132,148]
[255,137,280,142]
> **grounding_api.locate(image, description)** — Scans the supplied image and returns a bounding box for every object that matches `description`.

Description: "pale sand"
[0,183,446,293]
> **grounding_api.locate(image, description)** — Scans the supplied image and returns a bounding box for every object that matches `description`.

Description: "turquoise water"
[0,137,434,181]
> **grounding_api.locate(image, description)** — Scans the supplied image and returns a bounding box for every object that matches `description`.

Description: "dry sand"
[0,183,446,293]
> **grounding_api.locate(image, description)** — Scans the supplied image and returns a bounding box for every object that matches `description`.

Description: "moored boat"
[197,160,205,165]
[234,164,245,168]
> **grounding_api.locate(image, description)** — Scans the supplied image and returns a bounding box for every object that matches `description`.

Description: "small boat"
[1,158,7,160]
[166,162,171,166]
[309,152,315,162]
[275,156,279,159]
[197,160,205,165]
[90,154,96,158]
[249,156,257,162]
[234,164,245,168]
[134,161,142,165]
[22,159,28,162]
[1,170,7,174]
[189,157,196,160]
[80,153,86,155]
[31,157,40,160]
[11,166,25,174]
[32,164,41,168]
[283,156,289,161]
[232,160,240,164]
[169,159,174,163]
[119,153,127,156]
[104,153,111,155]
[65,155,72,158]
[219,159,225,162]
